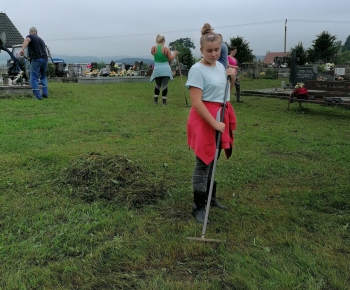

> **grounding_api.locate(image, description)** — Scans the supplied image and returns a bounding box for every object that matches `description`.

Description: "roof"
[0,13,24,48]
[263,52,291,64]
[52,58,65,63]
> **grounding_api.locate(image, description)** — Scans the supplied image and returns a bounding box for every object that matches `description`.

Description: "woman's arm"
[226,67,237,92]
[189,87,225,133]
[151,46,156,55]
[164,47,178,61]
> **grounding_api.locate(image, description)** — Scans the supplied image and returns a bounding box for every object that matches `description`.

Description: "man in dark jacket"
[20,27,48,100]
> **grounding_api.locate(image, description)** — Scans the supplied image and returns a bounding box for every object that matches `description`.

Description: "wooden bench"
[287,80,350,110]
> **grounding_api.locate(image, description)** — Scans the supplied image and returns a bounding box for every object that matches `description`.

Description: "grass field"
[0,77,349,289]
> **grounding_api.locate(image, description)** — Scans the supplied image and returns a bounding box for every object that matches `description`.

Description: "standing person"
[19,27,48,100]
[150,34,178,105]
[228,46,244,102]
[186,23,237,223]
[217,34,228,69]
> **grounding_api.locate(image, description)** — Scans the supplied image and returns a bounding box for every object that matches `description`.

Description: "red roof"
[263,52,291,64]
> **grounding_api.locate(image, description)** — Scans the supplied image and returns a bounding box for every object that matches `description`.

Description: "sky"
[1,0,350,59]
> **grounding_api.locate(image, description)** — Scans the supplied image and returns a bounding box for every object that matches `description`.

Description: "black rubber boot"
[192,191,206,223]
[154,96,158,104]
[236,91,244,103]
[162,98,167,106]
[192,181,227,210]
[209,181,227,209]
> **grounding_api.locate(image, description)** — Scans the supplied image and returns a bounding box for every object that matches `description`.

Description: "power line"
[289,19,350,24]
[1,4,11,12]
[46,19,350,42]
[46,20,287,42]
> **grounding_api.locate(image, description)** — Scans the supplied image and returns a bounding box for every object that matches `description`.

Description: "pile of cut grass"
[56,152,167,208]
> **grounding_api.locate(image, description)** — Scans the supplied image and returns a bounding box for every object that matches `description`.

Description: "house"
[263,51,291,66]
[0,12,24,48]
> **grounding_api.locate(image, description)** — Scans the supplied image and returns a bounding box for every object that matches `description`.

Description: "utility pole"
[284,19,287,57]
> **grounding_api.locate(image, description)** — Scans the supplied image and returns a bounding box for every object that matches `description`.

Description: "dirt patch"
[56,153,167,208]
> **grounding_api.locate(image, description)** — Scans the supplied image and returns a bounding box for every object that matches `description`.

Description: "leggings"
[235,78,240,92]
[192,149,222,193]
[192,157,214,192]
[154,76,170,97]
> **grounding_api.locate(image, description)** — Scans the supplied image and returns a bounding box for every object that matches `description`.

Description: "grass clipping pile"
[57,153,167,208]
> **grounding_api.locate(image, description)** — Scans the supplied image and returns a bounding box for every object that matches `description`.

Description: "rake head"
[186,236,221,243]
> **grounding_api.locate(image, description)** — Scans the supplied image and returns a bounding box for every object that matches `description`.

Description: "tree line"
[168,32,350,69]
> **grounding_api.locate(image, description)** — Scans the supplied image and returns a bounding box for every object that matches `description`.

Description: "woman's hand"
[214,121,225,133]
[226,67,237,81]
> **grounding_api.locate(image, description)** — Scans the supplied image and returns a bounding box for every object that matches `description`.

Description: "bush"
[47,63,56,78]
[259,68,277,79]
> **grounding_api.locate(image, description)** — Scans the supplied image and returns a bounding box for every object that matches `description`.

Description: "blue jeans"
[30,58,48,99]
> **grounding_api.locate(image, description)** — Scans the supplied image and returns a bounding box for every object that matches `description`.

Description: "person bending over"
[20,27,48,100]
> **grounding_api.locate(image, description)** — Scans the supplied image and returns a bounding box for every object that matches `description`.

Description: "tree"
[307,31,341,63]
[47,62,56,78]
[342,35,350,52]
[168,38,195,69]
[169,38,195,50]
[335,50,350,64]
[225,36,255,63]
[291,42,307,65]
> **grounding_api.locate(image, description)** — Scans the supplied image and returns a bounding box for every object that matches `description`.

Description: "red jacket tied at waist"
[187,101,236,165]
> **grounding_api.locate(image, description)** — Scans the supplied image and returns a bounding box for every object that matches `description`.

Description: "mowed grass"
[0,77,349,289]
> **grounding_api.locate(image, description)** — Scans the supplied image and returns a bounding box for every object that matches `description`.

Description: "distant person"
[19,27,48,100]
[228,46,244,102]
[150,34,178,105]
[110,60,115,72]
[217,34,228,69]
[185,23,237,223]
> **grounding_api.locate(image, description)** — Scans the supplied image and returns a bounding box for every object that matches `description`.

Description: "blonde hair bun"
[156,34,165,44]
[201,23,213,35]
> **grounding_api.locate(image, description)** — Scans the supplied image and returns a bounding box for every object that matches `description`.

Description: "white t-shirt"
[185,61,230,102]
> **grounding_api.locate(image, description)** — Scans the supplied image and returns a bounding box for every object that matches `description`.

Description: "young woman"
[185,23,237,223]
[150,34,178,105]
[228,46,244,102]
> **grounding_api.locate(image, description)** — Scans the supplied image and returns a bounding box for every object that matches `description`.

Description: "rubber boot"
[192,191,206,223]
[154,96,158,104]
[210,181,226,209]
[162,98,167,106]
[236,90,244,103]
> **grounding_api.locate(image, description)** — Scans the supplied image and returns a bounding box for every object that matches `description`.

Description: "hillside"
[0,53,153,65]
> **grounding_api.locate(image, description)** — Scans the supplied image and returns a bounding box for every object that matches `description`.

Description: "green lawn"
[0,77,349,289]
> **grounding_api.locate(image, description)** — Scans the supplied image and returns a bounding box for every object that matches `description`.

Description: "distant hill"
[51,55,154,65]
[115,58,154,65]
[0,53,153,65]
[0,52,265,64]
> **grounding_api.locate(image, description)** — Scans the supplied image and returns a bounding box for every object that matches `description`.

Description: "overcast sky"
[2,0,350,59]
